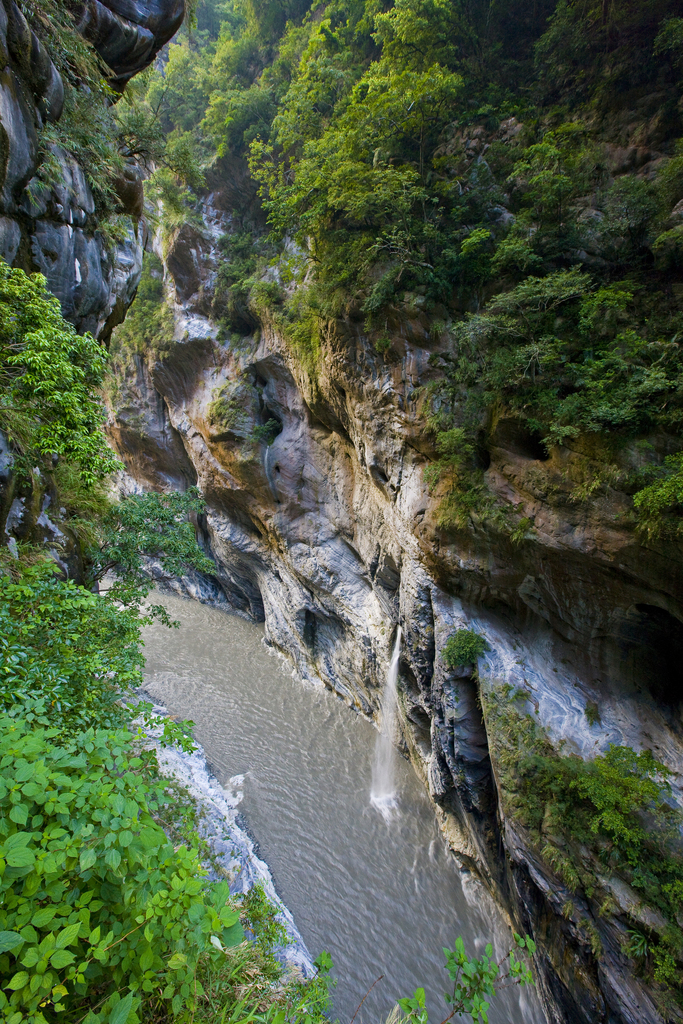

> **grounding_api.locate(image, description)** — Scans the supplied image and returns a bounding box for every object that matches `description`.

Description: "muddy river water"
[142,593,542,1024]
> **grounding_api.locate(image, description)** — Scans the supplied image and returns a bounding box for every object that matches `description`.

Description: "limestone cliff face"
[0,0,182,562]
[108,174,683,1024]
[0,0,183,337]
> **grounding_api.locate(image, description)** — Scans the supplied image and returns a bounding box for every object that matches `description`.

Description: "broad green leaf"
[7,971,29,991]
[55,923,81,949]
[105,849,121,870]
[139,944,154,971]
[4,833,32,850]
[50,949,76,968]
[5,846,35,868]
[32,907,57,928]
[20,947,41,968]
[108,993,134,1024]
[222,921,245,947]
[219,907,240,927]
[80,848,97,871]
[9,804,28,825]
[0,931,23,953]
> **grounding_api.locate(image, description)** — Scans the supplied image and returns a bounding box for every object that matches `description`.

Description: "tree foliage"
[0,263,119,485]
[0,564,142,733]
[108,253,175,377]
[89,489,216,621]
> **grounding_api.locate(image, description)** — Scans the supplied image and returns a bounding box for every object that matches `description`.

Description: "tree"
[87,489,216,622]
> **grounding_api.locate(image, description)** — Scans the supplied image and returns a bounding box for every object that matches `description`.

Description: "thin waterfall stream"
[142,593,542,1024]
[370,626,402,820]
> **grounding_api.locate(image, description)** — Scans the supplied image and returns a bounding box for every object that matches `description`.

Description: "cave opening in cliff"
[618,604,683,707]
[259,405,283,443]
[492,418,550,461]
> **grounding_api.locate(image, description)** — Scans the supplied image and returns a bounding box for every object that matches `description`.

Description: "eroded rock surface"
[0,0,182,336]
[107,170,683,1024]
[0,0,184,562]
[73,0,185,90]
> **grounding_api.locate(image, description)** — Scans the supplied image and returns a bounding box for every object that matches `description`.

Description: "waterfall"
[370,625,402,820]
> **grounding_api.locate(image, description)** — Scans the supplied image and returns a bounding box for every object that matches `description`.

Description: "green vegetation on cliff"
[0,265,119,486]
[481,683,683,1007]
[134,0,683,537]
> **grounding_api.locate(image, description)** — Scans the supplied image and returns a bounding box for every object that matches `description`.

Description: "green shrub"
[399,933,535,1024]
[0,262,119,485]
[109,254,175,361]
[653,226,683,270]
[252,419,281,444]
[87,489,216,620]
[0,563,143,734]
[633,452,683,538]
[584,700,601,727]
[0,716,244,1024]
[207,393,241,432]
[482,688,683,992]
[442,629,490,667]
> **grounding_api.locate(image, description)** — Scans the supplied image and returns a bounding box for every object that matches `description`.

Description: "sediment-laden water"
[142,593,542,1024]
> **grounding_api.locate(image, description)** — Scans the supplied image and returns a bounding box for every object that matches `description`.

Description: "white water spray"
[370,625,402,820]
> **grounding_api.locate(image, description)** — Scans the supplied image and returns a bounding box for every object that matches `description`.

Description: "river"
[141,593,542,1024]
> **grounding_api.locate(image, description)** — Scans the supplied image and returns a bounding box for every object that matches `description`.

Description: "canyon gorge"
[1,2,683,1023]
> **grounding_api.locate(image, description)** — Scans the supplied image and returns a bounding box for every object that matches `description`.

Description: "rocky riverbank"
[141,702,316,980]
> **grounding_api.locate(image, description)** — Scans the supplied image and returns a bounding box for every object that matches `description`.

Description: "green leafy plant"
[0,263,119,485]
[398,933,535,1024]
[252,419,281,444]
[109,253,175,362]
[0,715,245,1024]
[633,452,683,538]
[625,929,649,961]
[87,488,216,620]
[239,884,288,953]
[482,687,683,993]
[584,701,601,727]
[443,630,490,668]
[0,562,143,733]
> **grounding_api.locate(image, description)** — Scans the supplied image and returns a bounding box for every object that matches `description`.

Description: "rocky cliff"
[0,0,183,561]
[98,0,683,1018]
[0,0,185,337]
[106,143,683,1023]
